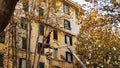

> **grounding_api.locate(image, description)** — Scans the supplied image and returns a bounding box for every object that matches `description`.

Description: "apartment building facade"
[0,0,83,68]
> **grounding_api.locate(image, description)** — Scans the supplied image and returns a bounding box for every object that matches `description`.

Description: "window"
[22,37,27,50]
[21,23,27,30]
[0,31,5,43]
[38,43,44,54]
[54,48,58,59]
[64,19,71,30]
[63,4,70,14]
[52,66,60,68]
[65,35,72,45]
[39,7,44,16]
[75,9,78,16]
[39,25,44,35]
[66,52,73,62]
[53,30,58,40]
[39,62,44,68]
[0,53,4,66]
[21,17,27,30]
[19,58,26,68]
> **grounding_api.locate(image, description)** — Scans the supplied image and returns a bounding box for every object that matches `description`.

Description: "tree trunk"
[0,0,18,33]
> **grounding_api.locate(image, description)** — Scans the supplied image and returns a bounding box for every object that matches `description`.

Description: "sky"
[73,0,87,4]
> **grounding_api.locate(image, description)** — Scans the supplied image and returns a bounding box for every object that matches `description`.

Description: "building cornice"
[63,0,82,10]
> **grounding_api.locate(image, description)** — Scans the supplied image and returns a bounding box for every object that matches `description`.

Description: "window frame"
[63,4,70,14]
[65,35,72,45]
[66,52,73,62]
[64,19,71,30]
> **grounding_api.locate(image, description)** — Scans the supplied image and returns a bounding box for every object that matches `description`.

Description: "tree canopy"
[76,0,120,67]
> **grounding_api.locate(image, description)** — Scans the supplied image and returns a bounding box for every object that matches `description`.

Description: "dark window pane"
[38,43,44,54]
[39,8,44,16]
[39,62,44,68]
[21,23,27,30]
[21,17,27,30]
[0,31,5,43]
[53,30,58,40]
[70,36,72,45]
[22,37,27,50]
[0,53,4,66]
[39,25,44,35]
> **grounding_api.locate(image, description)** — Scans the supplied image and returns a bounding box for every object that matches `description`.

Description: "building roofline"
[63,0,82,10]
